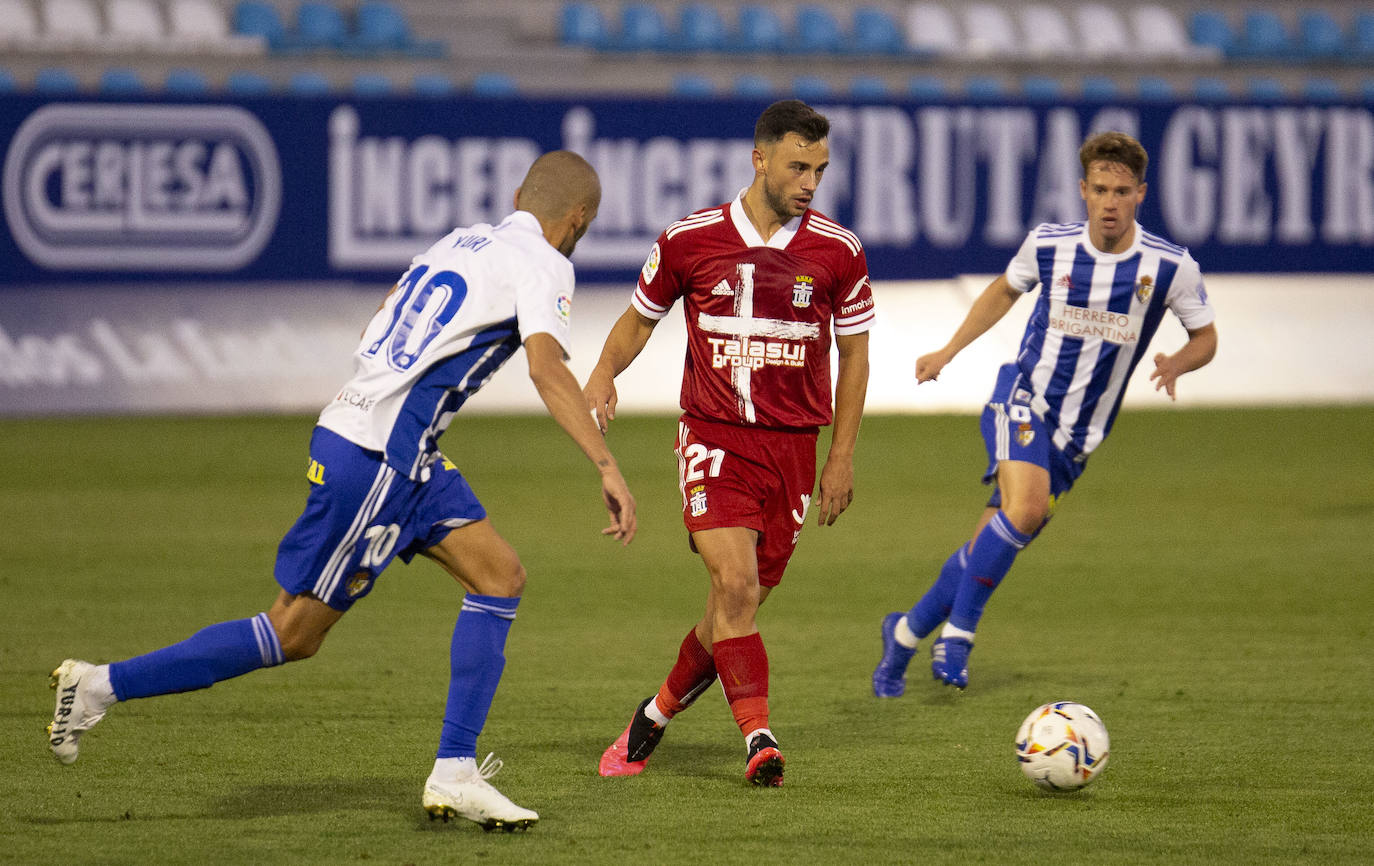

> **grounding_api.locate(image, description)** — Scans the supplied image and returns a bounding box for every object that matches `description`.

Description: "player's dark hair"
[1079,132,1148,182]
[754,100,829,147]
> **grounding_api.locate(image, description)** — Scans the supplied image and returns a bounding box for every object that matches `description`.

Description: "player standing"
[47,151,636,831]
[872,131,1218,695]
[587,100,874,786]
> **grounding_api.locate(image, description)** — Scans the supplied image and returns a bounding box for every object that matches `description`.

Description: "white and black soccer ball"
[1015,701,1110,791]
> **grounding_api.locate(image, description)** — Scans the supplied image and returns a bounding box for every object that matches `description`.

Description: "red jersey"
[633,193,875,430]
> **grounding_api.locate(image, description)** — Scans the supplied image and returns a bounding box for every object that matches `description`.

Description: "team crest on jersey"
[1135,275,1154,304]
[688,484,708,517]
[1016,423,1035,447]
[641,243,661,285]
[792,275,815,308]
[555,292,572,322]
[346,570,373,598]
[1055,273,1073,292]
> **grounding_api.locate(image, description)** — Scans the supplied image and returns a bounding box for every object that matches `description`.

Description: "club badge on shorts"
[688,484,708,517]
[1016,423,1035,447]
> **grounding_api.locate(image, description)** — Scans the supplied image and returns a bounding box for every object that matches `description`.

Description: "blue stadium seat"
[0,68,15,92]
[1240,11,1293,59]
[795,5,845,54]
[558,1,608,49]
[233,0,293,52]
[1189,11,1236,57]
[164,67,210,94]
[908,75,948,102]
[677,3,728,52]
[287,71,333,95]
[295,1,350,51]
[35,67,81,93]
[732,73,774,98]
[227,70,273,94]
[790,75,832,101]
[1297,11,1345,60]
[1355,12,1374,59]
[610,3,669,51]
[355,1,444,56]
[1301,78,1342,103]
[851,7,905,55]
[671,73,715,97]
[1193,76,1230,102]
[1081,75,1120,102]
[849,74,890,100]
[1246,76,1286,102]
[965,76,1005,101]
[1137,76,1175,102]
[471,72,517,97]
[412,73,455,96]
[351,73,393,96]
[1363,79,1374,103]
[1021,76,1062,102]
[732,4,786,53]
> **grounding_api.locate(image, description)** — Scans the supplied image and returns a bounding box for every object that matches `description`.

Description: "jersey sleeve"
[514,256,575,359]
[833,248,875,336]
[1004,229,1042,293]
[1164,251,1216,331]
[631,231,682,321]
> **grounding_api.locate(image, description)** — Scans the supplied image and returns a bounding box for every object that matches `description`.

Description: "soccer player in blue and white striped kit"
[873,131,1218,694]
[46,150,637,830]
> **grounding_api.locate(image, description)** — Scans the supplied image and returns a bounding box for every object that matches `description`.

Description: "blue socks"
[948,511,1033,633]
[436,594,519,760]
[907,545,969,639]
[108,612,284,701]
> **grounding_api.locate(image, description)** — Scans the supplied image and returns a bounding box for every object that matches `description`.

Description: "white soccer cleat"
[422,754,538,832]
[47,659,108,765]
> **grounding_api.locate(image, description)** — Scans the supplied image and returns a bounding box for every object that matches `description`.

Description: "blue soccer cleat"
[872,612,917,698]
[930,637,973,689]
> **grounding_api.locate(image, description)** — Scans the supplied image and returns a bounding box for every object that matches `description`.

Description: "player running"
[872,131,1218,695]
[587,100,874,786]
[46,150,635,832]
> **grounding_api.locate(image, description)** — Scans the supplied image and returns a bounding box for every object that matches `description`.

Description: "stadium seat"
[609,2,669,51]
[962,3,1019,58]
[794,5,845,54]
[412,73,455,96]
[1074,4,1133,59]
[790,74,832,101]
[0,0,41,48]
[0,67,16,91]
[906,2,961,56]
[1189,11,1236,57]
[106,0,165,47]
[964,76,1005,101]
[352,72,392,96]
[1297,11,1345,61]
[169,0,263,52]
[1132,4,1207,59]
[295,1,350,51]
[1137,76,1175,102]
[163,67,210,93]
[1193,76,1230,102]
[287,70,333,95]
[1081,76,1119,102]
[1302,78,1343,103]
[99,67,145,94]
[558,1,607,49]
[849,74,890,100]
[1021,76,1062,102]
[471,71,517,97]
[1246,76,1286,102]
[851,7,905,56]
[226,70,274,94]
[1363,79,1374,103]
[1240,11,1294,60]
[34,67,81,92]
[233,0,293,52]
[41,0,102,47]
[677,3,728,53]
[1019,4,1075,59]
[908,74,949,101]
[1354,13,1374,60]
[732,4,786,53]
[671,73,715,97]
[732,73,774,98]
[355,1,444,56]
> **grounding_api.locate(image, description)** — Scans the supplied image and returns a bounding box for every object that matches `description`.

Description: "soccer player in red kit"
[585,100,874,786]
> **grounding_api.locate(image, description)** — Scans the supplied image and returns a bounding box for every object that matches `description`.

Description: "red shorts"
[674,414,818,587]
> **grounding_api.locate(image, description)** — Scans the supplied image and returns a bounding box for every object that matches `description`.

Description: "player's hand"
[1149,352,1181,401]
[600,470,637,546]
[816,456,854,526]
[584,368,619,435]
[915,351,949,384]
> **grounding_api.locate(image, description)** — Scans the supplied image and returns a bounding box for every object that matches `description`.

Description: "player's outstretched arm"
[818,332,870,526]
[1150,323,1218,401]
[526,333,637,545]
[916,274,1022,383]
[584,307,658,433]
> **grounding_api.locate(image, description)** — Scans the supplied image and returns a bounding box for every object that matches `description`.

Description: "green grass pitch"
[2,408,1371,865]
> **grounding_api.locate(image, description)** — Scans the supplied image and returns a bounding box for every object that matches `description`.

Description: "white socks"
[940,623,976,643]
[894,616,920,649]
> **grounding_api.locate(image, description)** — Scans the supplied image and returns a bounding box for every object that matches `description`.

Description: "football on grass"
[1015,701,1110,791]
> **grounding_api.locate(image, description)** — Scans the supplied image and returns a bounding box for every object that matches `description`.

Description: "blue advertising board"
[1,94,1371,285]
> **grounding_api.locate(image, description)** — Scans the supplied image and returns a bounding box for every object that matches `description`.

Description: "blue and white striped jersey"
[1001,221,1215,460]
[317,210,574,480]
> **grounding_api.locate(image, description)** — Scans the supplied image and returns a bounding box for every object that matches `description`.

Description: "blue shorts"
[274,427,486,611]
[979,366,1086,512]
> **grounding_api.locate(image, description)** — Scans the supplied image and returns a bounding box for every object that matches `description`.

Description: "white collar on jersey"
[1080,220,1145,262]
[729,188,800,250]
[500,209,543,235]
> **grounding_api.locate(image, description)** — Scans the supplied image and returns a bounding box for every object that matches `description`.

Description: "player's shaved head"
[516,150,601,222]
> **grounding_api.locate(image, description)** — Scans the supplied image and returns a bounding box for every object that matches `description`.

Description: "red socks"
[712,632,769,736]
[655,628,716,717]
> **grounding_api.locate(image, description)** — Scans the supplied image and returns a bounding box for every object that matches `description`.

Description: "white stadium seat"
[106,0,166,47]
[42,0,103,46]
[1131,4,1217,60]
[168,0,265,53]
[962,3,1020,58]
[906,2,962,56]
[0,0,41,47]
[1019,4,1076,59]
[1075,3,1135,59]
